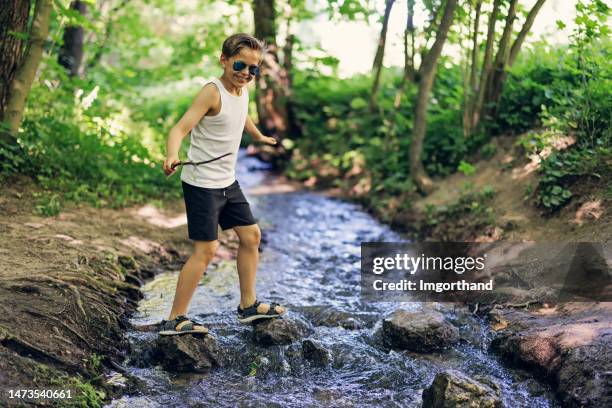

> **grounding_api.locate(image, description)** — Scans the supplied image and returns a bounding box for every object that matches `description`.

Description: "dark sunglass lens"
[232,61,246,71]
[249,66,260,76]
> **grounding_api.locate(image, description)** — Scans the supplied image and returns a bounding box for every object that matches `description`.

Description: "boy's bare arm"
[163,84,220,176]
[245,116,277,145]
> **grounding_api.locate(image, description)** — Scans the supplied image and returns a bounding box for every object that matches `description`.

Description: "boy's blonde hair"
[221,33,266,58]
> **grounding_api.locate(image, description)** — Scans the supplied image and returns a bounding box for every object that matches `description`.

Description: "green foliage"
[248,361,258,377]
[288,61,470,202]
[34,192,61,217]
[422,61,467,176]
[536,145,610,211]
[479,142,497,159]
[424,185,496,228]
[290,68,410,185]
[73,376,105,408]
[88,353,103,376]
[537,151,576,211]
[457,160,476,176]
[529,1,610,211]
[2,58,181,212]
[495,51,558,134]
[3,0,608,222]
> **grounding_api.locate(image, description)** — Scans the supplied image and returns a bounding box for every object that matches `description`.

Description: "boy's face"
[220,48,262,88]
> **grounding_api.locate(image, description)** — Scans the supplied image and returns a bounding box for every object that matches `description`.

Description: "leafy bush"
[1,60,180,212]
[532,1,611,211]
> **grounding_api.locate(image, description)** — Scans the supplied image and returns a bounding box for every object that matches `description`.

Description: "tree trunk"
[483,0,518,122]
[469,1,482,96]
[393,0,415,109]
[471,0,500,130]
[5,0,53,137]
[0,0,30,141]
[369,0,395,112]
[508,0,547,67]
[410,0,458,195]
[420,4,444,64]
[463,0,481,137]
[58,0,87,77]
[283,31,302,138]
[253,0,290,142]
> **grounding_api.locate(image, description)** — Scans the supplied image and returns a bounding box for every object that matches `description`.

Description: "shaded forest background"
[0,0,609,221]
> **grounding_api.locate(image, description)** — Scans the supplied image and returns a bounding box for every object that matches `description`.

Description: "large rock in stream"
[153,334,223,372]
[382,308,460,352]
[302,339,332,366]
[253,315,313,346]
[489,303,612,407]
[422,370,502,408]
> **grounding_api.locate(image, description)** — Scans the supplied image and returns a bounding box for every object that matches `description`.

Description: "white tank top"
[180,77,249,188]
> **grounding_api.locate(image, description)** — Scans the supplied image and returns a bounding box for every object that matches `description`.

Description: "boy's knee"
[193,241,218,263]
[240,226,261,248]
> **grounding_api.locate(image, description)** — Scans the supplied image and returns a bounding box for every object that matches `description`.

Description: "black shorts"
[182,180,256,241]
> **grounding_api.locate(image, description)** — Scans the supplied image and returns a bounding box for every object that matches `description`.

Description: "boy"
[159,33,286,335]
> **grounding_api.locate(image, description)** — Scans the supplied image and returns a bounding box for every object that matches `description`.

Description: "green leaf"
[350,97,367,110]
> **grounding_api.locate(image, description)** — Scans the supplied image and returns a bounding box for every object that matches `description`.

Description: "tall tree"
[369,0,395,112]
[483,0,518,122]
[58,0,88,77]
[468,0,547,133]
[393,0,416,109]
[508,0,547,66]
[0,0,31,141]
[3,0,53,138]
[482,0,548,120]
[253,0,291,143]
[410,0,458,194]
[471,0,501,131]
[463,0,482,137]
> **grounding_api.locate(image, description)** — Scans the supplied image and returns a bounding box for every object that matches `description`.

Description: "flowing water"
[107,151,557,408]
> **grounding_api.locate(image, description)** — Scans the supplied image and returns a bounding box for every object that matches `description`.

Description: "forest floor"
[0,175,242,406]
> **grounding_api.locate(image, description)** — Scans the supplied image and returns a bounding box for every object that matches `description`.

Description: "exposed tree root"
[24,310,94,350]
[505,300,541,309]
[0,324,82,373]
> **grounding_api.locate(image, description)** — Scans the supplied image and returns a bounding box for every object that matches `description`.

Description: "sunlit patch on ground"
[120,235,166,253]
[134,204,187,228]
[573,200,603,225]
[512,134,576,179]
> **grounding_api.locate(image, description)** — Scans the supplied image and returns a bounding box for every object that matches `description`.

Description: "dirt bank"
[488,302,611,407]
[389,136,611,242]
[0,176,239,407]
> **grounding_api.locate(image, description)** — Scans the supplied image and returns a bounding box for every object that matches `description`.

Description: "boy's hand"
[259,135,277,145]
[163,156,180,176]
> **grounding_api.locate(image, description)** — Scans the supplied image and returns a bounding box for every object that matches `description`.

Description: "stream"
[107,151,557,408]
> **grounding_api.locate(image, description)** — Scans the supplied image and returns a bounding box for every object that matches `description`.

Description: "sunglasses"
[232,60,260,76]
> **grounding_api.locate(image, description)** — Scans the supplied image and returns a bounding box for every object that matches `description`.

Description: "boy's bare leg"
[168,240,218,320]
[234,224,285,314]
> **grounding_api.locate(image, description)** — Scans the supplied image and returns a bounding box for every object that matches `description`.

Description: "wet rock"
[422,370,502,408]
[153,334,223,372]
[302,339,332,366]
[253,315,313,346]
[489,303,612,407]
[299,305,374,329]
[311,308,364,330]
[382,308,460,352]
